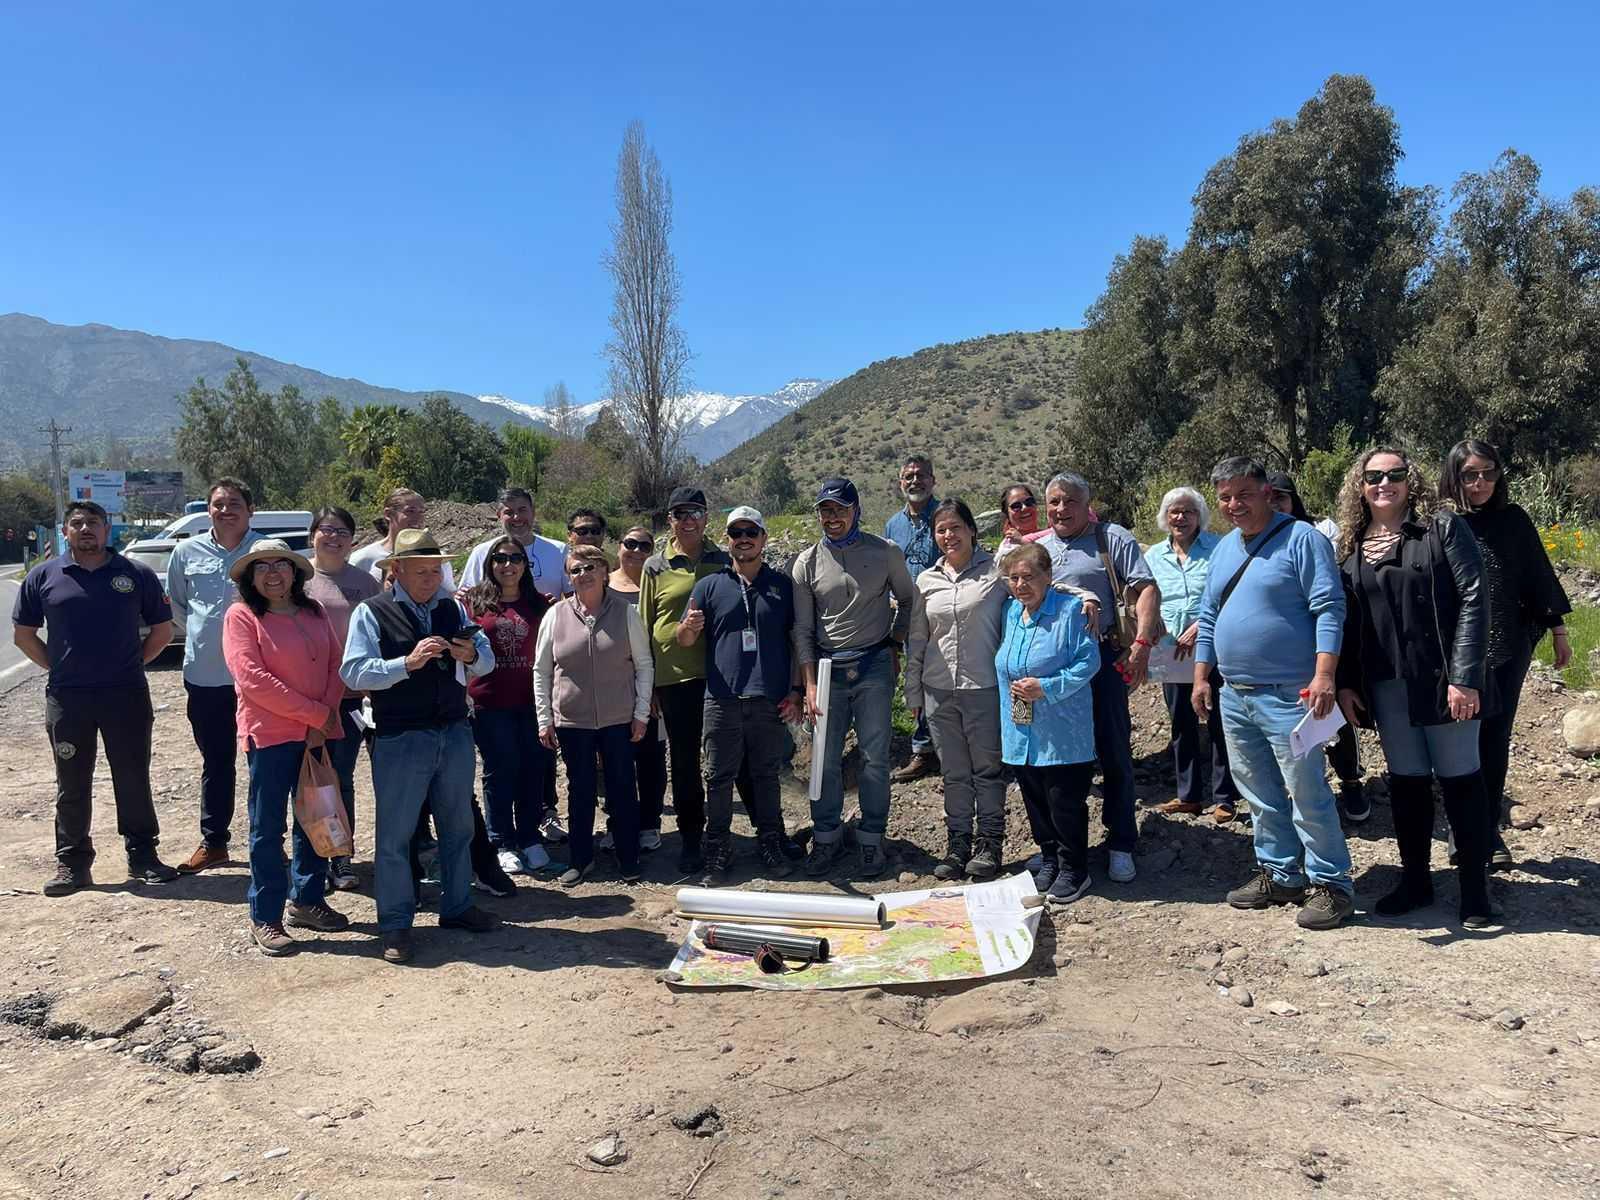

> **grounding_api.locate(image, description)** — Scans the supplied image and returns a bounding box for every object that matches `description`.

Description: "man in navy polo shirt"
[12,500,180,896]
[677,506,803,885]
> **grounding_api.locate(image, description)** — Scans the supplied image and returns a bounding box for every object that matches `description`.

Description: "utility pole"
[38,418,72,543]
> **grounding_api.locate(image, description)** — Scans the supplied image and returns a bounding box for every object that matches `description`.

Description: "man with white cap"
[677,506,803,884]
[340,528,499,964]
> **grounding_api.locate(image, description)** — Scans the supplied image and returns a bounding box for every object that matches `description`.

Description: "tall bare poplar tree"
[602,120,690,510]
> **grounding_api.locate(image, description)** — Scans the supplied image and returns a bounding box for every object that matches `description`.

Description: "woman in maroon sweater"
[464,535,554,876]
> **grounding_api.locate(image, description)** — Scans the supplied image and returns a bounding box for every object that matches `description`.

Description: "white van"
[157,510,314,542]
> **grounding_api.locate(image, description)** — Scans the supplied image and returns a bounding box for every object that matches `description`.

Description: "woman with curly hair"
[1333,448,1495,927]
[1438,440,1572,868]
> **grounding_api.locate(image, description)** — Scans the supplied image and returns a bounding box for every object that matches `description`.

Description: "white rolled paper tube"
[676,886,886,928]
[807,658,833,802]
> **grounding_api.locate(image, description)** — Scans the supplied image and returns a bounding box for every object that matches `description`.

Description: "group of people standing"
[10,435,1571,963]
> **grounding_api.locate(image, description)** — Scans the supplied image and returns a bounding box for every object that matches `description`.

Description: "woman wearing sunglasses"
[301,506,380,891]
[995,483,1051,563]
[1439,440,1572,868]
[604,525,669,852]
[1333,448,1495,928]
[463,536,555,878]
[534,543,653,885]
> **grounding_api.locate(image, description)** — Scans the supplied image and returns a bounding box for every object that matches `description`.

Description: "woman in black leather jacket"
[1333,448,1495,928]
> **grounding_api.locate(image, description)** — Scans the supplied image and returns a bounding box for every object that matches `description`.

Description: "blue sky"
[3,3,1595,406]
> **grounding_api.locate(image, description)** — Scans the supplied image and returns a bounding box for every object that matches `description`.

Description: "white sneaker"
[597,830,615,851]
[540,814,568,844]
[519,843,550,871]
[1108,850,1137,883]
[497,849,527,876]
[639,828,662,852]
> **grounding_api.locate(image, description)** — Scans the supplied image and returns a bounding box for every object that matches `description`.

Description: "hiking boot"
[327,857,359,891]
[176,843,229,874]
[1046,869,1091,906]
[933,831,973,882]
[804,839,845,879]
[285,901,350,932]
[1153,799,1203,815]
[780,833,807,861]
[1226,868,1307,910]
[128,855,179,884]
[639,828,663,852]
[42,863,92,897]
[439,905,500,933]
[1339,780,1371,824]
[700,836,733,887]
[250,921,295,956]
[677,836,704,876]
[1296,885,1355,930]
[1031,853,1060,894]
[857,842,889,882]
[965,837,1002,880]
[891,752,939,783]
[755,832,792,879]
[382,929,414,964]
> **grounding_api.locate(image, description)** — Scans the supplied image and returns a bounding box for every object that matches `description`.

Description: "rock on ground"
[1563,705,1600,758]
[923,991,1046,1036]
[43,978,170,1040]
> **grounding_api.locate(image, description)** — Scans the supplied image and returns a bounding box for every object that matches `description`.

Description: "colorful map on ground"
[665,872,1043,991]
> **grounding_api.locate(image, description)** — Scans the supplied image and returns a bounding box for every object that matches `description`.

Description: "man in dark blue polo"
[12,500,180,896]
[678,507,803,885]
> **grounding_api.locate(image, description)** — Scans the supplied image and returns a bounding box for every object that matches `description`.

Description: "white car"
[127,529,312,649]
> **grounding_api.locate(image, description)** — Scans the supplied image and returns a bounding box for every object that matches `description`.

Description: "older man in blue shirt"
[1192,457,1353,930]
[884,454,940,781]
[341,529,497,964]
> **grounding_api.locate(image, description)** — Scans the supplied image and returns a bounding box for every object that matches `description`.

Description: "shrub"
[1566,454,1600,522]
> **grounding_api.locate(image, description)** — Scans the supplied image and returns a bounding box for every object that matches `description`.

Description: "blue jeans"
[1219,683,1352,893]
[327,699,365,844]
[557,724,639,873]
[1370,679,1481,777]
[814,650,894,844]
[371,721,476,932]
[472,707,549,851]
[1089,654,1138,852]
[245,739,326,925]
[911,709,933,755]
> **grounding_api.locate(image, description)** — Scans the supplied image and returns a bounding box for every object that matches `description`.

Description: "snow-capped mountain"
[475,378,834,462]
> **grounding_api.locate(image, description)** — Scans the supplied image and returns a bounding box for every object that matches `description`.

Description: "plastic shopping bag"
[295,742,353,858]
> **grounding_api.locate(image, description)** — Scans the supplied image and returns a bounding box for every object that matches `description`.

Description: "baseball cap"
[1265,471,1299,496]
[725,505,766,532]
[667,486,707,511]
[814,478,859,508]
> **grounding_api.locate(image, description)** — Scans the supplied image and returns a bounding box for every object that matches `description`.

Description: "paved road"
[0,564,43,694]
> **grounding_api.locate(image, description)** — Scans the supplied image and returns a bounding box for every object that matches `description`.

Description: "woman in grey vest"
[533,544,654,885]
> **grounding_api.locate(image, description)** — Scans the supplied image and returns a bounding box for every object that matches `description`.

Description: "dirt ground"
[2,651,1599,1200]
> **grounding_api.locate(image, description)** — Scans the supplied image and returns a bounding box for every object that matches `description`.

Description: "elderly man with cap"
[792,477,915,880]
[638,485,733,873]
[340,528,499,964]
[12,499,179,896]
[676,506,803,884]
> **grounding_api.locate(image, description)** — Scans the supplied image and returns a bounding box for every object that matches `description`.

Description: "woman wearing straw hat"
[221,539,351,956]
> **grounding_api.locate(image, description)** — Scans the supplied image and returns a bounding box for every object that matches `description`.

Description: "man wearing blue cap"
[791,478,915,880]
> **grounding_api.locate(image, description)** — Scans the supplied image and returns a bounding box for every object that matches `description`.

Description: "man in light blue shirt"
[883,454,940,780]
[341,528,496,965]
[1191,457,1352,930]
[166,478,262,872]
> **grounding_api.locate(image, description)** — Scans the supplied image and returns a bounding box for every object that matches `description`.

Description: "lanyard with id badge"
[739,576,759,654]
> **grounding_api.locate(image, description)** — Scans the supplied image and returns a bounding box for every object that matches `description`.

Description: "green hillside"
[707,328,1082,525]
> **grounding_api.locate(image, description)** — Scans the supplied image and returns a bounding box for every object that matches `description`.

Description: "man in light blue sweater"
[1192,457,1354,930]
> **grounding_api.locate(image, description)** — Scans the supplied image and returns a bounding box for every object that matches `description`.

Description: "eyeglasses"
[669,507,706,521]
[1362,467,1409,485]
[567,562,601,576]
[489,553,526,566]
[727,525,762,539]
[314,525,353,538]
[1007,497,1038,512]
[1461,467,1500,484]
[570,525,605,538]
[253,559,295,574]
[621,538,653,553]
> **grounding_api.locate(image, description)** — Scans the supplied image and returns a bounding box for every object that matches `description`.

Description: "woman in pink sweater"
[221,539,350,956]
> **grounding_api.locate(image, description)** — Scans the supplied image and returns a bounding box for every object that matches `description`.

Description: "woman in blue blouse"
[1145,486,1238,823]
[995,543,1100,904]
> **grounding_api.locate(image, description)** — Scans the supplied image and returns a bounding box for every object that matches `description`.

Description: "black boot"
[1375,774,1436,916]
[933,831,973,881]
[700,835,733,887]
[965,836,1002,879]
[1439,772,1496,928]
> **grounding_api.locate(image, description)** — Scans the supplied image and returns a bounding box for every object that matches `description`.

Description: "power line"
[37,419,73,535]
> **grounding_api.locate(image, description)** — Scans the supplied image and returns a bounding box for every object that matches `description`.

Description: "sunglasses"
[670,507,706,521]
[570,525,605,538]
[314,525,353,538]
[1362,467,1410,485]
[1461,467,1499,484]
[727,525,762,539]
[489,553,526,566]
[621,538,653,553]
[1008,496,1038,512]
[567,562,601,576]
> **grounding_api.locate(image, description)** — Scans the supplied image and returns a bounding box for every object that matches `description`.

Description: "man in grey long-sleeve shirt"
[791,477,914,882]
